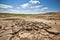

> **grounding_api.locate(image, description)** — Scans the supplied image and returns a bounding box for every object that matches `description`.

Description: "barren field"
[0,12,60,40]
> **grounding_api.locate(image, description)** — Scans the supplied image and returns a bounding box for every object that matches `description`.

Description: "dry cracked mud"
[0,18,60,40]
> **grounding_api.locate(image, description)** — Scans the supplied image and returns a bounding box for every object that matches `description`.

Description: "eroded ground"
[0,17,60,40]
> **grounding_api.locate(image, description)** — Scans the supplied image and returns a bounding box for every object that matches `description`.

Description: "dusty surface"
[0,17,60,40]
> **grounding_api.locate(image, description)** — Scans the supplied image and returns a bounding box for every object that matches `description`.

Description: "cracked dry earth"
[0,18,60,40]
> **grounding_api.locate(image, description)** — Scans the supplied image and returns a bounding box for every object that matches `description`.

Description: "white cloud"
[35,5,41,8]
[30,5,42,8]
[41,7,48,11]
[20,0,41,9]
[8,9,20,13]
[0,9,20,13]
[0,10,10,13]
[0,4,13,8]
[0,0,49,14]
[35,7,48,11]
[20,3,29,8]
[29,0,40,4]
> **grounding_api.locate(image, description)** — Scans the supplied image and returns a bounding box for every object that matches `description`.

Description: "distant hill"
[35,12,60,20]
[0,13,34,18]
[0,12,60,20]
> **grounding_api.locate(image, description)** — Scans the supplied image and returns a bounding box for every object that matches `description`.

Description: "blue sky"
[0,0,60,14]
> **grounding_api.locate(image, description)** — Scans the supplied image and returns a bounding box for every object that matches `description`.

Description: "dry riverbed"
[0,17,60,40]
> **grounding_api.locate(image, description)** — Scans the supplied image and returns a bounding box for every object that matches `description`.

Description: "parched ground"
[0,17,60,40]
